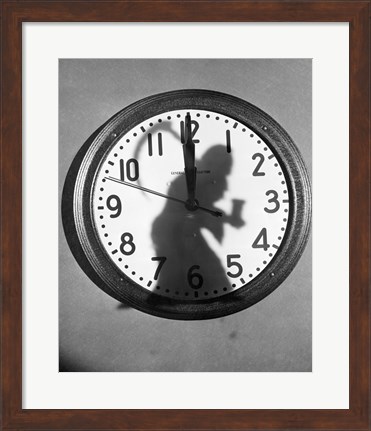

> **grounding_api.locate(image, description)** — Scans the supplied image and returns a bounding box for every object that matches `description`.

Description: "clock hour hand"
[182,112,197,210]
[105,177,222,217]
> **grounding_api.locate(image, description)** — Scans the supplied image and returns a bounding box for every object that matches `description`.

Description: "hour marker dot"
[177,114,181,118]
[249,274,253,278]
[139,277,143,281]
[132,271,136,275]
[223,287,227,291]
[232,284,236,288]
[100,188,104,191]
[105,170,109,174]
[274,163,278,167]
[225,119,228,123]
[264,147,267,151]
[242,128,246,132]
[120,146,123,149]
[204,292,208,296]
[102,179,106,182]
[263,261,267,264]
[108,242,112,246]
[102,225,105,228]
[283,218,287,222]
[281,181,285,184]
[158,119,162,123]
[278,172,283,175]
[185,292,189,296]
[118,258,122,262]
[250,134,254,137]
[285,209,288,213]
[167,116,171,120]
[150,122,153,126]
[99,197,103,201]
[165,289,170,293]
[196,113,200,117]
[176,291,179,295]
[156,286,160,290]
[257,140,261,144]
[278,236,282,240]
[114,153,118,157]
[206,114,210,118]
[269,253,273,257]
[125,265,128,269]
[104,234,108,237]
[100,216,103,219]
[257,268,260,271]
[216,116,219,120]
[281,227,285,231]
[133,133,137,136]
[214,290,218,294]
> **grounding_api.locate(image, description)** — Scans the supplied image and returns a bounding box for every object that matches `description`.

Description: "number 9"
[106,195,122,218]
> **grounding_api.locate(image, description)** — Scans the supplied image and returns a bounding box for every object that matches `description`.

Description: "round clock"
[62,89,311,320]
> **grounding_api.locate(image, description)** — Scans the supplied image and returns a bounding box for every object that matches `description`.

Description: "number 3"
[264,190,280,213]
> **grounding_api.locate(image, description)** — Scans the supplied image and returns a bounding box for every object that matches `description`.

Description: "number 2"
[252,153,265,176]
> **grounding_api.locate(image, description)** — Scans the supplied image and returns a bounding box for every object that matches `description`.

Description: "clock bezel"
[62,89,311,320]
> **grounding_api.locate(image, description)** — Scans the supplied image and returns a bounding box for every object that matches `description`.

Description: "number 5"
[226,254,243,278]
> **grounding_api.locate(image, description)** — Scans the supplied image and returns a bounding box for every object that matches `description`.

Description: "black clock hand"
[106,177,222,217]
[182,112,197,210]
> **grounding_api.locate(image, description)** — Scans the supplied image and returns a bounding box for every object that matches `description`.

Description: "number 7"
[151,256,167,280]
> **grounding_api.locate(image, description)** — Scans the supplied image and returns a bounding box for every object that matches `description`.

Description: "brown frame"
[1,1,369,430]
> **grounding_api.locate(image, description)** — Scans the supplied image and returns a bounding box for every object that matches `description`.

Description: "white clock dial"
[92,109,290,300]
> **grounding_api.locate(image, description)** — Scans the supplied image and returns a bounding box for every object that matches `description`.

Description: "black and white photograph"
[59,59,312,372]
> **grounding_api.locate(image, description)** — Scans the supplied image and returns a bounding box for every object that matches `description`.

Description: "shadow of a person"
[150,145,244,299]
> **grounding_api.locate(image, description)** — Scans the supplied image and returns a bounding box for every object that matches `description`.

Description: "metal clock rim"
[62,89,312,320]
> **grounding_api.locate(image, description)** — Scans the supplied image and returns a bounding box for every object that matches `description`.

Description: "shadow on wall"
[149,145,245,302]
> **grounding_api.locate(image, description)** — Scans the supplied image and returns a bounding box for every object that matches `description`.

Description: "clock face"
[92,110,290,300]
[63,90,311,319]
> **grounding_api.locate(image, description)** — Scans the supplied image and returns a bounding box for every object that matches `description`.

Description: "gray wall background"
[59,59,312,372]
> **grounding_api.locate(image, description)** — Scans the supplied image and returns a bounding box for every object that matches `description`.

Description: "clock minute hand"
[105,177,222,217]
[182,112,197,210]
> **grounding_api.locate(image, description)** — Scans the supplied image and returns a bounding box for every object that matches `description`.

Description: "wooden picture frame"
[1,1,369,430]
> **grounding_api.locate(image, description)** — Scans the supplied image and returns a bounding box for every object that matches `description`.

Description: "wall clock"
[62,89,311,320]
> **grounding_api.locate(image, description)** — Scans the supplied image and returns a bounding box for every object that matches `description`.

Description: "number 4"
[252,228,269,251]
